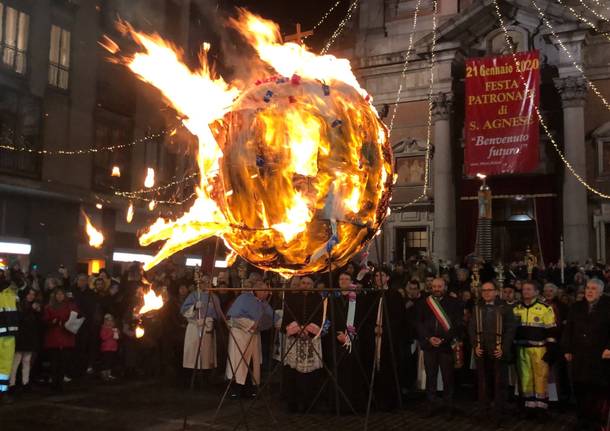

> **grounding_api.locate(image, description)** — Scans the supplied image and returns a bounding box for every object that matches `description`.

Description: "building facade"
[0,0,203,274]
[347,0,610,265]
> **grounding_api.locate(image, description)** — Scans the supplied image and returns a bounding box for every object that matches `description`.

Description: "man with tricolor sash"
[416,277,463,418]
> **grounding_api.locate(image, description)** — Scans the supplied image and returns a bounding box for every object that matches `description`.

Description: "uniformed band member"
[469,281,516,426]
[513,280,557,416]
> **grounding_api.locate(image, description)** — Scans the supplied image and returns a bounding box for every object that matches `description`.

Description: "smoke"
[190,0,268,84]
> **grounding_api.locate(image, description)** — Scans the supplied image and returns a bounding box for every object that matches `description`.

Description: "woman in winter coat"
[9,288,42,390]
[43,288,79,391]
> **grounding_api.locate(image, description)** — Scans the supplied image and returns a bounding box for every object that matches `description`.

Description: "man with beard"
[401,280,422,397]
[282,276,324,412]
[562,278,610,431]
[416,277,463,419]
[359,268,405,412]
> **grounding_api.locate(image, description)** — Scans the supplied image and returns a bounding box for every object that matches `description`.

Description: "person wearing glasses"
[469,281,516,427]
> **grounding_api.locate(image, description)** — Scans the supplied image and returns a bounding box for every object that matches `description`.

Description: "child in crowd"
[99,314,119,381]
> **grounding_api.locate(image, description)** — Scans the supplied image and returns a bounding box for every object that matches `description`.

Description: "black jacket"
[15,303,41,352]
[561,295,610,384]
[415,294,463,351]
[468,299,516,361]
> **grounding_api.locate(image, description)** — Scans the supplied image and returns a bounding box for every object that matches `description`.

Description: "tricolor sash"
[426,296,452,332]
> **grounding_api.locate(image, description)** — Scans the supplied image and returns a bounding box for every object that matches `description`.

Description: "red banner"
[464,51,540,176]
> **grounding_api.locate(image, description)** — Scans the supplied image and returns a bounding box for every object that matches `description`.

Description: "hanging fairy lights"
[387,0,422,137]
[530,0,610,113]
[555,0,610,42]
[113,172,198,198]
[320,0,360,54]
[392,0,438,211]
[492,0,610,199]
[302,0,344,42]
[0,129,171,156]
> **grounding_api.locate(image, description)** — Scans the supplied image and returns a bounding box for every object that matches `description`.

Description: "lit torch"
[82,211,104,248]
[135,288,164,338]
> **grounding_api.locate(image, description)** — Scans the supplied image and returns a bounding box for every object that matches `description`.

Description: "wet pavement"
[0,378,577,431]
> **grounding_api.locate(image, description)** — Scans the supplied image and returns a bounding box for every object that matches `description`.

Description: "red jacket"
[100,326,118,352]
[43,302,79,349]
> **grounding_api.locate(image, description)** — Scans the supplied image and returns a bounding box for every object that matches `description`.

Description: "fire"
[144,168,155,188]
[126,202,134,223]
[82,211,104,248]
[106,10,393,275]
[111,165,121,177]
[138,289,164,315]
[135,326,145,338]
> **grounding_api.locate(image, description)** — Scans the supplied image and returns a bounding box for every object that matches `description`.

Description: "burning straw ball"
[210,75,393,275]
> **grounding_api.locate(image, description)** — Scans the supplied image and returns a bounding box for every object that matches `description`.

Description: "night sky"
[222,0,349,51]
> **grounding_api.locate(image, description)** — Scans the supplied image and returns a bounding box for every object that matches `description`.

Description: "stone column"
[432,92,456,262]
[554,76,589,263]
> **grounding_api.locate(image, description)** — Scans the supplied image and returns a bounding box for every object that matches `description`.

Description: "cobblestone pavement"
[0,379,577,431]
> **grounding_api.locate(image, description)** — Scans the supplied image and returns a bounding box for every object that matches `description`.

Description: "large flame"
[138,289,164,315]
[83,211,104,248]
[107,11,393,275]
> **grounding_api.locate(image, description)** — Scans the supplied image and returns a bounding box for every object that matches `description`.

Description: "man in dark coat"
[469,282,516,426]
[73,274,101,377]
[562,278,610,431]
[416,277,463,418]
[358,268,405,412]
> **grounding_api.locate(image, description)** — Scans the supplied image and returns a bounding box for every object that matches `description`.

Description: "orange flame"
[105,10,393,275]
[144,168,155,188]
[126,202,134,223]
[135,326,145,338]
[138,289,164,315]
[111,165,121,177]
[82,211,104,248]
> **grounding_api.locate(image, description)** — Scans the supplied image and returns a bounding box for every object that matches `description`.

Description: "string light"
[555,0,610,42]
[302,0,343,42]
[148,200,156,211]
[577,0,610,22]
[387,0,422,137]
[321,0,360,55]
[114,172,198,197]
[392,0,438,211]
[493,0,610,199]
[531,0,610,113]
[0,129,172,156]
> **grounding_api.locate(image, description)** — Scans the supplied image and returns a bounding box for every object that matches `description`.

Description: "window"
[406,229,428,248]
[395,227,428,262]
[0,3,29,74]
[92,119,132,191]
[0,88,41,177]
[49,25,70,89]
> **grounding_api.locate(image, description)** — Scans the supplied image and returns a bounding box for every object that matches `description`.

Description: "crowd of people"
[0,256,608,431]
